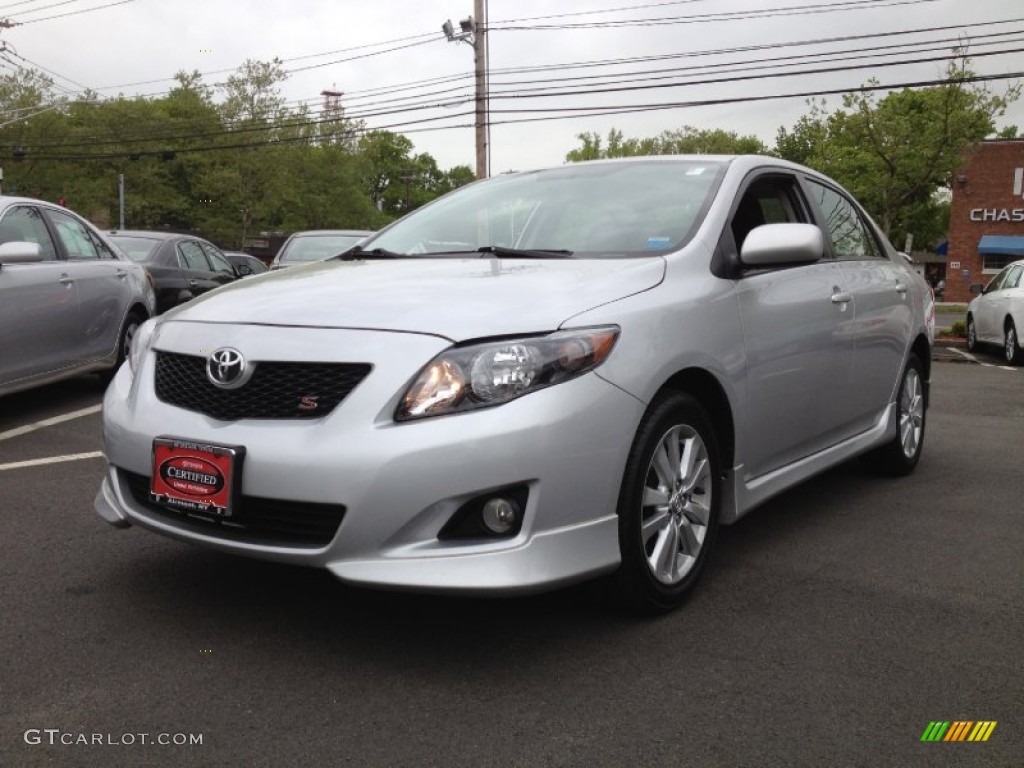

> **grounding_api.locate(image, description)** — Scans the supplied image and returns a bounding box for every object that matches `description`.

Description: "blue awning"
[978,235,1024,255]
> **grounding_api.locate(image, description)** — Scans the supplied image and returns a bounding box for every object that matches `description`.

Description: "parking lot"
[1,357,1021,767]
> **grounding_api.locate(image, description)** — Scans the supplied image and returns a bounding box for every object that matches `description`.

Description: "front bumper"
[96,323,646,594]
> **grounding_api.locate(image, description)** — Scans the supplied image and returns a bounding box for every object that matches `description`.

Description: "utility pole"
[118,173,125,230]
[443,4,488,179]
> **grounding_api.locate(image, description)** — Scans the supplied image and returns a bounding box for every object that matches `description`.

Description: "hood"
[167,257,666,341]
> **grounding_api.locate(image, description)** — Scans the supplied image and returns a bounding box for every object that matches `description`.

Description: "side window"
[200,242,236,276]
[805,180,882,261]
[985,266,1013,293]
[46,209,102,260]
[177,241,210,271]
[1004,265,1023,290]
[730,176,805,253]
[0,206,59,260]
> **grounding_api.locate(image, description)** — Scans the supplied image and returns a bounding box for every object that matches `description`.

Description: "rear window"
[109,236,160,262]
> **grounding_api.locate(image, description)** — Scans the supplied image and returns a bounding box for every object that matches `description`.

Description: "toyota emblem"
[206,347,252,389]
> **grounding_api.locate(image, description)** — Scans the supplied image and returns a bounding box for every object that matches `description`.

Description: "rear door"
[199,241,239,288]
[0,205,78,382]
[803,179,911,432]
[176,240,220,300]
[44,207,132,363]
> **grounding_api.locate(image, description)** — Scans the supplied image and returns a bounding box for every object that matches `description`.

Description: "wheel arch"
[910,333,931,407]
[655,367,735,473]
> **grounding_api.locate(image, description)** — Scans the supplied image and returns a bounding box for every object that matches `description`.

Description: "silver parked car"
[0,198,155,396]
[270,229,374,269]
[966,259,1024,364]
[95,157,933,612]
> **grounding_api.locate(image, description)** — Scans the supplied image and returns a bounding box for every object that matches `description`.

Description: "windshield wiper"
[476,246,574,259]
[335,246,407,261]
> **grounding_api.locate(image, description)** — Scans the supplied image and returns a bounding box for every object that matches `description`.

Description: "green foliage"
[566,126,768,162]
[0,61,468,247]
[774,53,1020,246]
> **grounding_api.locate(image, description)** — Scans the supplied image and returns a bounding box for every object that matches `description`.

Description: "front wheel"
[860,354,926,476]
[1004,321,1023,365]
[614,392,721,614]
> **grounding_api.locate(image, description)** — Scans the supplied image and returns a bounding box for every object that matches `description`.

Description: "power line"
[13,0,134,25]
[17,69,1023,161]
[5,0,89,20]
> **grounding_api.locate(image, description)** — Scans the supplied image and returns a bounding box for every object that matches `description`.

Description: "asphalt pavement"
[0,361,1021,767]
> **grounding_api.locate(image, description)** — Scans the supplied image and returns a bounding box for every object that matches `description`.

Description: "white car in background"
[0,198,155,396]
[966,259,1024,365]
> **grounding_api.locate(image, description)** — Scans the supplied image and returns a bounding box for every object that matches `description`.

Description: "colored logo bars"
[920,721,997,742]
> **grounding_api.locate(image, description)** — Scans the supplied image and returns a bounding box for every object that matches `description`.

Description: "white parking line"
[0,405,102,442]
[0,451,105,472]
[945,348,1021,370]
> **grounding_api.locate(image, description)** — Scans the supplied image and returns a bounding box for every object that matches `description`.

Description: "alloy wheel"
[900,368,924,459]
[640,424,712,585]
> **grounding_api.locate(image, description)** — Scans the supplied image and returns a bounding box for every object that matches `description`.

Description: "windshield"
[279,234,366,263]
[109,236,160,262]
[368,160,725,258]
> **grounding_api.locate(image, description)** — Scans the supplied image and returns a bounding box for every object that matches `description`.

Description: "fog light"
[481,498,519,534]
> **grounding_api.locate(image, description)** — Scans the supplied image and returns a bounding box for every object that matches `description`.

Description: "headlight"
[396,327,619,421]
[128,318,158,375]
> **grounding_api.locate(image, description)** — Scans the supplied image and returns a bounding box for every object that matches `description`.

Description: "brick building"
[945,139,1024,303]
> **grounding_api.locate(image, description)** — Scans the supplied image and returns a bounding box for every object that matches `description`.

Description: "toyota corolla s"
[95,156,933,612]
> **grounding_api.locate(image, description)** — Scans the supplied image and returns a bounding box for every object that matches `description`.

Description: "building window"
[982,253,1019,272]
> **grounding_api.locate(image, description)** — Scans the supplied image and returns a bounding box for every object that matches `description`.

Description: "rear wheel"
[861,354,925,476]
[614,392,721,614]
[100,310,143,384]
[1004,321,1023,365]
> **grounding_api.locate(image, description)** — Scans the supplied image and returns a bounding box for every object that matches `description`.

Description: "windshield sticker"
[646,236,672,250]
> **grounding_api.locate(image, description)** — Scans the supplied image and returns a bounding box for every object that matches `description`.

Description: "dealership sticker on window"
[150,438,244,517]
[646,236,672,250]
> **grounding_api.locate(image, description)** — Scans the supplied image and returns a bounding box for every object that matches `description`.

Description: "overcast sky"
[4,0,1022,173]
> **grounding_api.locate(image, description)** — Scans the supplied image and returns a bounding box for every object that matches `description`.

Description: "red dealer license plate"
[150,437,245,517]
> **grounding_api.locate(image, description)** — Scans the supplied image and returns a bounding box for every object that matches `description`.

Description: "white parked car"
[95,156,933,613]
[966,259,1024,364]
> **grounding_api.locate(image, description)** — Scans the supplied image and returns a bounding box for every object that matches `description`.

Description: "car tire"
[100,310,143,384]
[966,314,977,352]
[1004,321,1023,365]
[613,391,721,614]
[860,354,926,476]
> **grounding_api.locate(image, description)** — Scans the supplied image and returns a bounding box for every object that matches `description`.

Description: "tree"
[566,126,768,162]
[775,52,1021,245]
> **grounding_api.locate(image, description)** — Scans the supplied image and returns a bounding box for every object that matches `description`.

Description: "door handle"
[59,274,74,287]
[831,288,852,305]
[116,269,128,280]
[188,279,199,288]
[894,281,908,295]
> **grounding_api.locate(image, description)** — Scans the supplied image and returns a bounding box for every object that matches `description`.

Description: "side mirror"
[969,283,984,295]
[740,223,823,267]
[0,241,43,264]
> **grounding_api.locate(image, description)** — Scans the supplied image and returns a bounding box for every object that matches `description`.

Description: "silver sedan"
[0,198,155,396]
[95,156,933,613]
